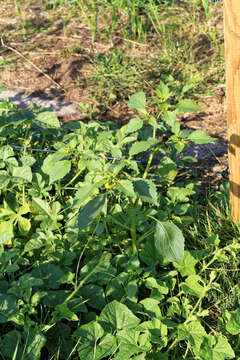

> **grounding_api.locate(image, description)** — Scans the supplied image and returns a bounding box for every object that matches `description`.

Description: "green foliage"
[0,88,238,360]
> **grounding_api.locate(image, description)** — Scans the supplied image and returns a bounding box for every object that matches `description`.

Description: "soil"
[0,0,228,187]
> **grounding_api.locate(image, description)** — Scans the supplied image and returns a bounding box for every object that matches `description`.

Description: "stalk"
[130,209,137,255]
[143,126,156,179]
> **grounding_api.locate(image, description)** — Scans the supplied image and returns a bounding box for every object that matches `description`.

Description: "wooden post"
[224,0,240,221]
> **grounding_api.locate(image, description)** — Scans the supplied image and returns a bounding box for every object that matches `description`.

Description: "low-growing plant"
[0,85,238,359]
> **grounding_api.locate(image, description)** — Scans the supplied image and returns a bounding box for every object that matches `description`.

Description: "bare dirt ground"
[0,1,228,186]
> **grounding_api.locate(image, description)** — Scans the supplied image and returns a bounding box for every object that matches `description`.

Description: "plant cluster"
[0,84,239,359]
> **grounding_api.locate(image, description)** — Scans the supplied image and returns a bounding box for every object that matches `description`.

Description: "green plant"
[0,82,238,359]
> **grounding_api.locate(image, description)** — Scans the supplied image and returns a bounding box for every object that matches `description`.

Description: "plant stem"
[130,209,137,254]
[143,126,156,179]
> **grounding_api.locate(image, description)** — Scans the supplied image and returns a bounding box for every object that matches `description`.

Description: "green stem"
[143,126,156,180]
[130,210,137,255]
[64,168,83,188]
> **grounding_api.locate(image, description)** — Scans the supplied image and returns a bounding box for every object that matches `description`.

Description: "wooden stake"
[224,0,240,221]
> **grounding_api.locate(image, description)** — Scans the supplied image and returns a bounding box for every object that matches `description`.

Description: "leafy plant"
[0,85,238,359]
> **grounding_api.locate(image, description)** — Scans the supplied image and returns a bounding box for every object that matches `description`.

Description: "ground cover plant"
[0,84,240,359]
[0,0,239,359]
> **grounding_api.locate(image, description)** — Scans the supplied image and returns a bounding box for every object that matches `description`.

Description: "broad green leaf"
[111,145,122,159]
[31,263,64,290]
[167,186,195,202]
[79,252,116,285]
[128,92,147,115]
[78,194,106,231]
[126,280,138,301]
[188,130,216,144]
[178,321,207,353]
[115,329,151,360]
[129,140,158,157]
[199,335,235,360]
[49,160,71,184]
[124,118,143,135]
[117,179,136,198]
[0,330,23,360]
[73,183,99,208]
[162,111,177,127]
[52,303,78,322]
[20,155,36,167]
[74,322,116,360]
[42,156,71,184]
[154,222,184,264]
[99,300,140,332]
[32,198,52,218]
[41,290,87,313]
[34,111,60,129]
[156,81,171,100]
[176,99,202,113]
[0,232,13,245]
[80,284,106,310]
[136,318,168,346]
[0,170,10,189]
[157,156,178,183]
[140,298,161,319]
[133,179,158,206]
[0,293,18,323]
[42,153,66,174]
[12,166,32,182]
[140,237,167,266]
[25,333,46,360]
[225,308,240,335]
[0,145,14,160]
[181,275,205,298]
[23,235,43,254]
[173,250,199,276]
[18,216,31,234]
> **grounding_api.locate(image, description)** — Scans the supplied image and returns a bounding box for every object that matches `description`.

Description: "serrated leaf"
[34,111,60,129]
[78,194,106,231]
[129,140,158,157]
[128,92,147,115]
[124,118,143,135]
[178,321,207,353]
[12,166,32,182]
[133,179,158,206]
[154,222,184,264]
[226,308,240,335]
[199,335,235,360]
[117,179,136,198]
[188,130,216,144]
[99,300,140,332]
[176,99,202,113]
